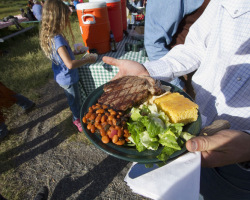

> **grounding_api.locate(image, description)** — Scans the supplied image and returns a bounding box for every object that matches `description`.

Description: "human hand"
[73,49,88,55]
[73,50,82,55]
[102,56,149,80]
[73,45,88,55]
[81,53,98,64]
[186,129,250,168]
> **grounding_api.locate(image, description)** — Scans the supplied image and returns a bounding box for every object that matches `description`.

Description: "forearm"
[144,43,202,82]
[67,59,90,69]
[58,46,96,69]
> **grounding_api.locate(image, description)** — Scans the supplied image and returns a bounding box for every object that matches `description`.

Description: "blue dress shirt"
[144,0,204,61]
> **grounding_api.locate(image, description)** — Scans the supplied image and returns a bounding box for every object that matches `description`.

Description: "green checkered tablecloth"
[78,36,148,102]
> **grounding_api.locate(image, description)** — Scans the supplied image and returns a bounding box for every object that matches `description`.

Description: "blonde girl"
[40,0,97,132]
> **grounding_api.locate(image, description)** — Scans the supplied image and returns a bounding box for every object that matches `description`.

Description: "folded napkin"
[124,152,201,200]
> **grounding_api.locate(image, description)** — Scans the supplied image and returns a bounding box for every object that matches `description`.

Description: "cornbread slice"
[154,92,198,125]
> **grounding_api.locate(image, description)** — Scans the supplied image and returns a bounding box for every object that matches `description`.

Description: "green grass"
[0,2,89,199]
[0,25,52,98]
[0,0,50,96]
[0,9,84,97]
[0,0,28,19]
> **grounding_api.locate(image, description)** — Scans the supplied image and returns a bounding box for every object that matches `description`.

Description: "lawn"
[0,0,87,97]
[0,1,88,199]
[0,0,28,19]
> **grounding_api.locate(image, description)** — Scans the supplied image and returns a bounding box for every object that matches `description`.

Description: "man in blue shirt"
[144,0,205,61]
[32,0,43,21]
[144,0,208,94]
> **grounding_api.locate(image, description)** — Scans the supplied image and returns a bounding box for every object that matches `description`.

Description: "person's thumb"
[186,136,217,152]
[103,56,120,67]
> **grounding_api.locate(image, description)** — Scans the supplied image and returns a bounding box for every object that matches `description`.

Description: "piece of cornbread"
[154,92,198,125]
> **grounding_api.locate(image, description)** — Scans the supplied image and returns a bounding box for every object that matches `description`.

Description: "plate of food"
[80,76,201,164]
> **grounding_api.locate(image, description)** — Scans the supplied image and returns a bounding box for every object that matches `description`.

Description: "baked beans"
[82,103,131,146]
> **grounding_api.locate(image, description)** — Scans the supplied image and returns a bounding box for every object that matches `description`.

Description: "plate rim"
[80,80,202,164]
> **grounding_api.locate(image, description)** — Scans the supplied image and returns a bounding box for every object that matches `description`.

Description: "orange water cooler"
[76,2,111,54]
[90,0,123,42]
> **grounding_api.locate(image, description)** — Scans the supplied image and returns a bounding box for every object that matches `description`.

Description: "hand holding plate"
[186,129,250,168]
[102,56,149,80]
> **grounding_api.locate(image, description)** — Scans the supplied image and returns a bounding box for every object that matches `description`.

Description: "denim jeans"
[0,122,8,139]
[0,93,34,138]
[199,164,250,200]
[14,93,34,110]
[59,82,81,121]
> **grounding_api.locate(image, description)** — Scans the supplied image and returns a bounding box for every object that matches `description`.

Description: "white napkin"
[124,152,201,200]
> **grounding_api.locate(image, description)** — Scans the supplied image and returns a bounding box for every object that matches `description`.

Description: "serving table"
[78,34,148,102]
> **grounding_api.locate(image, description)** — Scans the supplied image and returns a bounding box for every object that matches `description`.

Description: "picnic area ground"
[1,78,151,199]
[0,1,150,199]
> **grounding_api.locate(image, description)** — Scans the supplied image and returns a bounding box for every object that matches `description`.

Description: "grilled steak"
[98,76,164,111]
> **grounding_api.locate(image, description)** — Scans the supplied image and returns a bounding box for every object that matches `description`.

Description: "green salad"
[127,103,194,163]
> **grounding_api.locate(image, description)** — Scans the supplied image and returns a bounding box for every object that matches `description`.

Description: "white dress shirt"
[144,0,250,132]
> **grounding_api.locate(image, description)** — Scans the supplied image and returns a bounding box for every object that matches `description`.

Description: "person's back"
[32,0,43,21]
[144,0,206,61]
[144,0,209,96]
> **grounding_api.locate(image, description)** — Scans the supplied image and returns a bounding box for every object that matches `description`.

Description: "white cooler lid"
[76,2,107,10]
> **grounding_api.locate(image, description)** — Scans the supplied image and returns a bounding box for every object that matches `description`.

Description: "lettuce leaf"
[127,121,146,152]
[158,129,181,150]
[130,107,142,121]
[157,146,177,162]
[140,131,159,150]
[141,116,165,138]
[180,131,195,141]
[128,103,189,163]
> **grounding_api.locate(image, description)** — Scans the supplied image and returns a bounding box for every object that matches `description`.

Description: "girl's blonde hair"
[40,0,74,60]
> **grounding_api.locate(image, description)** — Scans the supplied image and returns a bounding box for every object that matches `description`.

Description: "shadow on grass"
[0,116,73,175]
[12,93,67,135]
[0,93,70,174]
[50,155,129,200]
[0,25,40,53]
